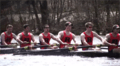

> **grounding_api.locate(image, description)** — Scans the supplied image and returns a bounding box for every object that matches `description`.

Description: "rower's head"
[112,24,120,33]
[44,24,50,32]
[65,22,73,31]
[85,22,94,31]
[6,24,13,33]
[23,24,30,32]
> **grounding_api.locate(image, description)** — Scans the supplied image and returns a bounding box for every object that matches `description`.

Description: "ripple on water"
[0,55,120,66]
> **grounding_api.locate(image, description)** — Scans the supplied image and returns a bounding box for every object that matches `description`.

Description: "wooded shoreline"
[1,0,120,35]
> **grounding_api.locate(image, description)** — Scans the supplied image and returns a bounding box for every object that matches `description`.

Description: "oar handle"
[0,44,18,48]
[21,45,50,50]
[96,44,120,47]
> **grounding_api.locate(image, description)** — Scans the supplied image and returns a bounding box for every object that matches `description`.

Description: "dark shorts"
[108,49,113,54]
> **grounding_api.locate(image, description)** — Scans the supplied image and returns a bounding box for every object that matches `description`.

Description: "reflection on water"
[0,35,120,66]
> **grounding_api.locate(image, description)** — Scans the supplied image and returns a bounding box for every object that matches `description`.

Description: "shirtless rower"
[39,24,66,49]
[17,24,37,49]
[1,24,17,48]
[80,22,103,50]
[57,22,78,50]
[104,24,120,53]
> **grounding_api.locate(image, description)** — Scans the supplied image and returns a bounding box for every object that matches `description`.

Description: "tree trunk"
[106,0,110,28]
[31,1,41,32]
[39,0,48,26]
[93,0,100,34]
[119,0,120,25]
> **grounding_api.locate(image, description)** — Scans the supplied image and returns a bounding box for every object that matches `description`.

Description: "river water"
[0,35,120,66]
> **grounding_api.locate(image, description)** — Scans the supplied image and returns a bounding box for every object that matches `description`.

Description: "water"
[0,35,120,66]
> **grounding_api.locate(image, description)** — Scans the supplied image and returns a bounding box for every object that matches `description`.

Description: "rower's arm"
[119,34,120,44]
[39,34,49,45]
[103,34,115,46]
[93,31,103,43]
[57,31,63,40]
[51,33,64,44]
[16,33,23,44]
[80,33,90,46]
[12,33,18,45]
[1,33,7,45]
[12,33,17,40]
[31,33,37,43]
[72,34,77,44]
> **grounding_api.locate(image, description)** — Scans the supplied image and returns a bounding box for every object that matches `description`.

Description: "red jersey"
[40,33,51,49]
[4,32,13,45]
[82,32,93,50]
[108,33,119,51]
[60,31,73,48]
[20,32,32,47]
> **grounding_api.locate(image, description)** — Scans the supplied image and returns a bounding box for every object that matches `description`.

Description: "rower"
[17,24,37,49]
[80,22,103,50]
[39,24,66,49]
[104,24,120,53]
[1,24,18,48]
[57,22,78,50]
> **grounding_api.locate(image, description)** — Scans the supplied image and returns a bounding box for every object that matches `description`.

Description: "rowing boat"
[12,49,120,58]
[0,48,15,54]
[0,46,120,58]
[0,44,50,54]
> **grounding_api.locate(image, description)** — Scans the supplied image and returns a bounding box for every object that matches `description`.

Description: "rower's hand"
[62,42,68,45]
[51,46,59,49]
[50,44,55,47]
[33,42,37,45]
[3,43,8,45]
[65,44,72,48]
[95,47,101,50]
[74,43,79,46]
[22,41,29,44]
[73,46,78,51]
[110,43,117,46]
[96,44,103,48]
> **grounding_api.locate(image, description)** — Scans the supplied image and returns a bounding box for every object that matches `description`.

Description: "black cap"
[113,25,120,29]
[112,24,120,31]
[23,24,29,29]
[65,22,73,26]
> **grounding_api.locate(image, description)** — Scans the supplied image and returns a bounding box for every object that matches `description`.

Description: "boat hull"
[0,48,120,58]
[14,49,120,58]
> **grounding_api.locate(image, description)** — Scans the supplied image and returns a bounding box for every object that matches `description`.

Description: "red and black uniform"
[20,32,32,47]
[108,33,119,53]
[60,31,73,48]
[82,32,93,50]
[2,32,13,45]
[40,33,51,49]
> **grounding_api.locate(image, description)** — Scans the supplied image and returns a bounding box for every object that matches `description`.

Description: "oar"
[17,45,50,50]
[61,44,120,51]
[48,44,120,51]
[14,44,103,50]
[97,44,120,47]
[100,45,120,49]
[0,43,18,48]
[0,42,82,48]
[1,43,118,54]
[11,44,111,55]
[13,44,105,55]
[0,42,41,48]
[0,42,55,48]
[100,47,108,49]
[14,44,103,52]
